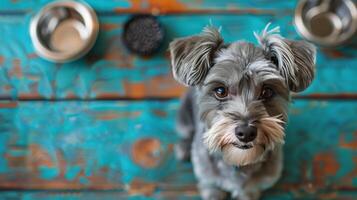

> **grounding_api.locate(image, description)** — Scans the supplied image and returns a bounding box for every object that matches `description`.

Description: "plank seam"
[0,9,293,16]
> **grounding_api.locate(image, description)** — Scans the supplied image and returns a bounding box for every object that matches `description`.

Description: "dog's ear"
[255,25,316,92]
[169,26,223,86]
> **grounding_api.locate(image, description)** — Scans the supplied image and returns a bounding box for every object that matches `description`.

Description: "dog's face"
[169,25,316,166]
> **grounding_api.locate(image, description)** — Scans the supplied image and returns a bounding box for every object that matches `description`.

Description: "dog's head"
[169,24,316,166]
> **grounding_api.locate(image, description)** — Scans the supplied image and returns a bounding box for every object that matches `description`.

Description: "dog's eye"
[270,55,279,66]
[260,86,275,100]
[214,86,228,100]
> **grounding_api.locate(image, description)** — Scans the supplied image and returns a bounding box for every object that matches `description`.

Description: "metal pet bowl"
[30,1,99,62]
[295,0,357,46]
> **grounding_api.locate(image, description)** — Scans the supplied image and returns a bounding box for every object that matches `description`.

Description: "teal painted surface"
[0,100,357,197]
[0,0,131,13]
[0,100,197,188]
[0,0,296,13]
[0,0,356,199]
[1,190,357,200]
[0,14,356,99]
[284,101,357,189]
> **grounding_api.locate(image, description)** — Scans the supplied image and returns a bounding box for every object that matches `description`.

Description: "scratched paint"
[0,191,356,200]
[281,101,357,192]
[116,0,187,14]
[0,0,297,13]
[0,100,188,190]
[0,0,131,13]
[0,0,357,200]
[0,1,357,99]
[0,100,357,197]
[0,8,357,99]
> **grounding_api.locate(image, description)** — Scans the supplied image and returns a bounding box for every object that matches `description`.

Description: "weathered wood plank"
[0,100,194,192]
[0,0,297,14]
[0,14,356,100]
[0,100,357,195]
[0,190,357,200]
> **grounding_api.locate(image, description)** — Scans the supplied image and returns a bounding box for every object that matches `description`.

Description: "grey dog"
[169,24,316,200]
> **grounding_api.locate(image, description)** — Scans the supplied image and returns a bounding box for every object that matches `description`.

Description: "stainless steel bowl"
[30,1,99,62]
[295,0,357,46]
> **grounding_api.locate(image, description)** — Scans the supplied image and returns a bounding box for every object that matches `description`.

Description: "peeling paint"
[0,12,356,99]
[127,178,157,196]
[131,138,163,168]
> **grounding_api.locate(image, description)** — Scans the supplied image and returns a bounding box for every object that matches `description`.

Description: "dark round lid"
[122,15,165,56]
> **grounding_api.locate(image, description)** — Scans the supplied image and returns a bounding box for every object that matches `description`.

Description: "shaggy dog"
[169,24,316,200]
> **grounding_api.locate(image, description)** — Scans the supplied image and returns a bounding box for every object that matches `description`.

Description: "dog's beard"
[203,115,285,166]
[222,144,265,166]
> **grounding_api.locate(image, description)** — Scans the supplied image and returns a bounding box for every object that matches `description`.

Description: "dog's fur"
[169,24,316,200]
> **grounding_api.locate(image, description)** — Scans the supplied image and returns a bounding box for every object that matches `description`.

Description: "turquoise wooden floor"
[0,0,357,199]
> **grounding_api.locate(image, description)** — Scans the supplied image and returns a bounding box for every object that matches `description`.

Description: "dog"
[169,24,316,200]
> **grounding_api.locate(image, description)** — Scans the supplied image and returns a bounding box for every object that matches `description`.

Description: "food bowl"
[122,15,165,56]
[295,0,357,46]
[30,0,99,62]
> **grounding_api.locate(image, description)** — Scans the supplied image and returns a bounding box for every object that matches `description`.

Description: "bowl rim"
[30,0,99,62]
[294,0,357,46]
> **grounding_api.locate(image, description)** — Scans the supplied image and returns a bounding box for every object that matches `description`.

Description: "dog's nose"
[235,125,257,143]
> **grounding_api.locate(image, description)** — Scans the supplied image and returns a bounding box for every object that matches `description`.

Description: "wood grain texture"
[0,14,356,100]
[0,100,357,197]
[0,0,297,14]
[1,190,357,200]
[1,1,357,199]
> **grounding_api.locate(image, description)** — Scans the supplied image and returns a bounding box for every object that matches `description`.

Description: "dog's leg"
[215,162,247,200]
[239,146,283,200]
[174,89,195,161]
[190,122,228,200]
[175,89,227,199]
[198,183,229,200]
